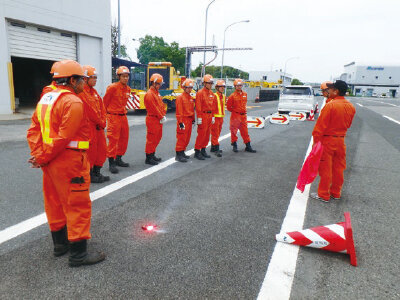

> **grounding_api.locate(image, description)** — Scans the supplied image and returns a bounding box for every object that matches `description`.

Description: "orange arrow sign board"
[269,113,290,125]
[289,112,306,121]
[247,116,265,128]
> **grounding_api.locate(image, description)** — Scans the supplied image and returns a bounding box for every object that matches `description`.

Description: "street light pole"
[220,20,250,78]
[283,56,299,85]
[202,0,216,78]
[118,0,121,58]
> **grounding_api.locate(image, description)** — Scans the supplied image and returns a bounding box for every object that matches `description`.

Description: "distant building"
[339,62,399,97]
[0,0,111,114]
[249,70,292,85]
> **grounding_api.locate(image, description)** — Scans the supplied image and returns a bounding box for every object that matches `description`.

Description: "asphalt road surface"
[0,97,399,299]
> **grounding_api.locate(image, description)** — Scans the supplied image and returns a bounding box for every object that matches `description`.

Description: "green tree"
[191,64,249,79]
[291,78,304,85]
[111,22,130,59]
[137,35,186,74]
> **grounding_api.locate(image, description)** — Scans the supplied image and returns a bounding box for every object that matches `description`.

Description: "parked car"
[277,85,317,116]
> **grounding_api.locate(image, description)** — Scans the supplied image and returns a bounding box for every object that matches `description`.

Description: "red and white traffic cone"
[307,109,315,121]
[276,212,357,266]
[314,103,319,114]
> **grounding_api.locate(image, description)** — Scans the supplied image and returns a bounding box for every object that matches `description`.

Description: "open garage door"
[7,20,77,61]
[7,20,77,109]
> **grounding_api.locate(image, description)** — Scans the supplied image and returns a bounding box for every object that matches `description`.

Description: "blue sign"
[366,66,384,71]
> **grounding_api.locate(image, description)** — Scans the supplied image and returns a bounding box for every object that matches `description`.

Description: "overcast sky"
[111,0,400,83]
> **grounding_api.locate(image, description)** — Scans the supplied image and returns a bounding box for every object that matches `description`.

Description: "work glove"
[160,116,167,124]
[179,122,185,130]
[212,117,215,124]
[197,118,202,125]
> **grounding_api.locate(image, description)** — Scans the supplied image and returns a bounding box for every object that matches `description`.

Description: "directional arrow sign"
[289,111,306,121]
[247,116,265,128]
[269,113,290,125]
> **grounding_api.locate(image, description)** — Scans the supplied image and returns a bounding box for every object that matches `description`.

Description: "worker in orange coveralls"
[27,60,105,267]
[144,73,167,165]
[194,74,217,160]
[103,66,131,174]
[226,78,256,153]
[310,80,356,203]
[40,61,60,97]
[210,79,226,157]
[79,65,109,183]
[320,81,334,105]
[175,78,195,163]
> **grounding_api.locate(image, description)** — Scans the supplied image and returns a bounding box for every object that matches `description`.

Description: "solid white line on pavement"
[257,137,313,300]
[356,103,364,107]
[0,133,232,245]
[383,115,400,125]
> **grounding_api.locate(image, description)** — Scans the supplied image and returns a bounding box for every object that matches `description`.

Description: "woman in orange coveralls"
[79,65,109,183]
[310,80,356,203]
[27,60,105,267]
[175,79,195,163]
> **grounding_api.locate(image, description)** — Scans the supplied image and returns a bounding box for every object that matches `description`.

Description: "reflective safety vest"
[36,89,89,150]
[214,93,225,117]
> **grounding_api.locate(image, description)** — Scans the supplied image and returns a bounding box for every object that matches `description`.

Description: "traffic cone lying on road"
[307,109,315,121]
[276,212,357,266]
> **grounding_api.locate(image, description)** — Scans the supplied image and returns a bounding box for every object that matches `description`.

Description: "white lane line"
[356,103,364,107]
[380,102,398,107]
[383,115,400,125]
[257,137,313,300]
[0,133,231,245]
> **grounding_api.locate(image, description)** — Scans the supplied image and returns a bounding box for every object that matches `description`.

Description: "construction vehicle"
[129,62,186,111]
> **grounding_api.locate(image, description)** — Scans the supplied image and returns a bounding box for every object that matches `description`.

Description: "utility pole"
[118,0,121,58]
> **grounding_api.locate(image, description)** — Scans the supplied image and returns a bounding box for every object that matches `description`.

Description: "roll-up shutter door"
[7,20,77,61]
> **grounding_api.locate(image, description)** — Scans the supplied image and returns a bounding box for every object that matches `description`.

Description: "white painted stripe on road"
[257,137,313,300]
[379,101,397,107]
[356,103,364,107]
[383,115,400,125]
[0,132,231,245]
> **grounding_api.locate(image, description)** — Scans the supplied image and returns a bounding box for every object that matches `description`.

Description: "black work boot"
[116,155,130,167]
[201,148,211,158]
[215,145,222,157]
[245,142,257,153]
[152,153,162,162]
[94,165,110,182]
[182,151,190,159]
[194,149,205,160]
[69,239,105,267]
[51,226,69,257]
[145,153,158,165]
[210,145,217,152]
[232,142,239,153]
[108,157,119,174]
[90,167,104,183]
[175,151,187,163]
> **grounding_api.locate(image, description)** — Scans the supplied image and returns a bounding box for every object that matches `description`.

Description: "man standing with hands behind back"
[310,80,355,203]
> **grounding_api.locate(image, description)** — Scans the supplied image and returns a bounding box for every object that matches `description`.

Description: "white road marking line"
[0,133,231,245]
[356,103,364,107]
[380,102,398,107]
[257,137,313,300]
[383,115,400,125]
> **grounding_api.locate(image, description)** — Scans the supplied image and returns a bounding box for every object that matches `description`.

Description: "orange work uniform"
[211,91,225,146]
[312,96,356,200]
[79,84,107,168]
[175,92,195,152]
[144,87,166,154]
[227,90,250,144]
[27,86,92,242]
[103,82,131,159]
[195,87,217,150]
[40,81,57,98]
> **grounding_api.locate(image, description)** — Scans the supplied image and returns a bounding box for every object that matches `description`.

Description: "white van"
[278,85,317,116]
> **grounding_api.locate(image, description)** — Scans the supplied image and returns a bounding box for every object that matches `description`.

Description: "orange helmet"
[83,65,97,77]
[50,61,61,75]
[233,78,244,86]
[150,73,164,84]
[320,81,333,90]
[182,79,194,88]
[116,66,130,75]
[203,74,214,83]
[52,60,84,78]
[215,80,226,87]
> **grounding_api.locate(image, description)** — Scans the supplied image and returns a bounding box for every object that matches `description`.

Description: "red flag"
[296,141,323,192]
[126,94,140,110]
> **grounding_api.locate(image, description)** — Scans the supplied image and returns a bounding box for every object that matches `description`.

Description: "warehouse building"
[339,62,399,97]
[0,0,111,115]
[249,70,292,85]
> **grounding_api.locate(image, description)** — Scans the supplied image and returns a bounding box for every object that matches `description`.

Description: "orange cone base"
[276,212,357,266]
